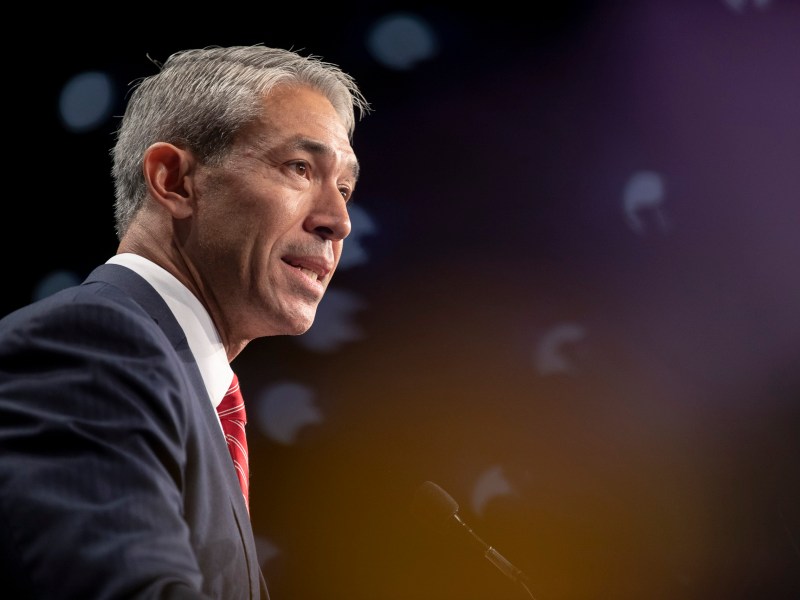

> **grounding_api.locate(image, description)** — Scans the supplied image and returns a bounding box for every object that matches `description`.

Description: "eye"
[289,161,309,177]
[339,186,353,202]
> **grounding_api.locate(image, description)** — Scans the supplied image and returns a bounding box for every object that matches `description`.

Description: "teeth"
[297,266,319,281]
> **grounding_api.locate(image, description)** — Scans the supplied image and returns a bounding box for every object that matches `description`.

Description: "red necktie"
[217,373,249,512]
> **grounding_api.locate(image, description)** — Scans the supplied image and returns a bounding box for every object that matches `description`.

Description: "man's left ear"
[142,142,196,218]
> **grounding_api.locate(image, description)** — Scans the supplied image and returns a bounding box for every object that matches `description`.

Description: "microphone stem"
[452,514,537,598]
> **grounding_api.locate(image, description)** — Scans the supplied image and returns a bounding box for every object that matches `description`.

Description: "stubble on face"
[193,85,357,349]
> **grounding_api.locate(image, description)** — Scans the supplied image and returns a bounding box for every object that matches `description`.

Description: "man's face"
[188,85,359,342]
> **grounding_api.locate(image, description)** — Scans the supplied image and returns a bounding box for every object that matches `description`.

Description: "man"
[0,45,370,599]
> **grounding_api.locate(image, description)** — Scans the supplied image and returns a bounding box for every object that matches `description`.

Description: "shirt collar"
[106,253,233,407]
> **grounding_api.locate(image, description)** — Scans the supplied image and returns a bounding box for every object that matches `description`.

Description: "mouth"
[295,265,320,282]
[283,257,331,283]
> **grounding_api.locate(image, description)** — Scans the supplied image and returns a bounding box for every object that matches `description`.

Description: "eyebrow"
[288,137,360,182]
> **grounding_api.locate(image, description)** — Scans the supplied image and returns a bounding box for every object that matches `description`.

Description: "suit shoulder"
[0,280,171,361]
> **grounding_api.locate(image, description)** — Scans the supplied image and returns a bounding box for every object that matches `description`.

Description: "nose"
[304,185,352,241]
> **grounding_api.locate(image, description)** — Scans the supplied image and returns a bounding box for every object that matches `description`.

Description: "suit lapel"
[83,264,259,578]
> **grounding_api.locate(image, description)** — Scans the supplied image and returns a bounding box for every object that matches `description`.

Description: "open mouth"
[294,265,320,282]
[284,258,327,283]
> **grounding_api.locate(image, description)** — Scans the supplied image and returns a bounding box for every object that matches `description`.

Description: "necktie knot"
[217,373,249,511]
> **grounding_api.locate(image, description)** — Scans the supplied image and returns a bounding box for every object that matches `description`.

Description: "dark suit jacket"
[0,264,269,599]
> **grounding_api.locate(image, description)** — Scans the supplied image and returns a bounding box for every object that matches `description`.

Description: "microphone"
[411,480,537,598]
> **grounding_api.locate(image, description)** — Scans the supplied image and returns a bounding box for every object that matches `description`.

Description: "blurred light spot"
[339,204,377,270]
[32,269,81,301]
[297,288,367,352]
[366,12,438,70]
[723,0,772,12]
[622,170,670,235]
[59,71,115,133]
[534,322,587,376]
[253,381,323,445]
[471,465,513,516]
[254,535,282,566]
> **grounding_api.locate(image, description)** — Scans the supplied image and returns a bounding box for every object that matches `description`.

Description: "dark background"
[4,1,800,598]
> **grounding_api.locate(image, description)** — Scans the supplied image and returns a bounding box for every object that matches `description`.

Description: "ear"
[142,142,197,219]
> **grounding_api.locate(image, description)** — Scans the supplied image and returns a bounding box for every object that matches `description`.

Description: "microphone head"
[411,480,459,526]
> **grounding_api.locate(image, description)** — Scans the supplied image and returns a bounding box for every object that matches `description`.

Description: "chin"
[264,303,317,336]
[287,323,313,336]
[283,314,315,336]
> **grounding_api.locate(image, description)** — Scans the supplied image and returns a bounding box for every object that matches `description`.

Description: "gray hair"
[111,44,371,239]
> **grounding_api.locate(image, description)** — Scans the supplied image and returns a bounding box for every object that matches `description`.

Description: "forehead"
[248,85,356,166]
